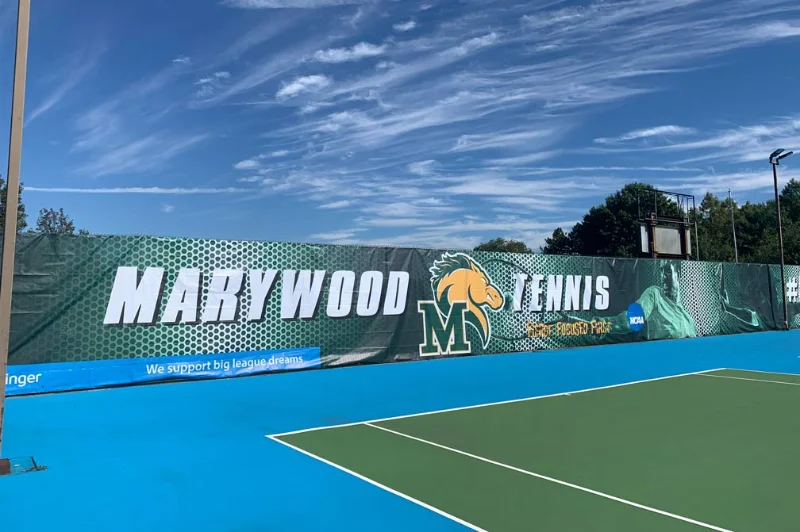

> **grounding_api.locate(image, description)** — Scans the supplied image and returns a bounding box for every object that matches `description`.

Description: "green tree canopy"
[541,179,800,266]
[542,183,682,257]
[36,207,88,236]
[475,237,532,254]
[0,176,27,233]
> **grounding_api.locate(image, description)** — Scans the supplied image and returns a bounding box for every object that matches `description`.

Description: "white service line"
[269,368,726,438]
[267,435,487,532]
[696,373,800,387]
[364,423,733,532]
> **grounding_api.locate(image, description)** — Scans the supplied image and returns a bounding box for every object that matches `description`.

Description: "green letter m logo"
[418,300,471,357]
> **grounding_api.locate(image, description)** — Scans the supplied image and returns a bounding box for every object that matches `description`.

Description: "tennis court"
[3,332,800,531]
[273,368,800,532]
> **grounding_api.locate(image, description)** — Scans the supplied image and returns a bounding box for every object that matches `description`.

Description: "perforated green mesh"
[6,234,791,367]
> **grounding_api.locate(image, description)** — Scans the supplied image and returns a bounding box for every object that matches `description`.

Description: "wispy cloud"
[222,0,800,248]
[27,44,106,125]
[659,168,800,195]
[276,74,332,98]
[393,20,417,32]
[452,130,559,152]
[592,116,800,165]
[238,175,269,183]
[194,71,231,98]
[234,158,262,170]
[26,186,247,194]
[29,0,800,248]
[224,0,369,8]
[72,55,204,166]
[408,160,437,176]
[312,42,386,63]
[311,230,363,240]
[78,134,211,176]
[319,200,353,209]
[161,204,176,213]
[595,125,697,144]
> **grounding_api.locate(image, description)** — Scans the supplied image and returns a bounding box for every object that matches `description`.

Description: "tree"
[36,207,86,235]
[539,180,800,265]
[475,237,532,254]
[541,227,573,254]
[693,192,738,262]
[0,176,27,233]
[543,183,682,258]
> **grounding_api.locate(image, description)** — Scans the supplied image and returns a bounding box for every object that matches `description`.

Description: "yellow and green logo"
[418,253,504,357]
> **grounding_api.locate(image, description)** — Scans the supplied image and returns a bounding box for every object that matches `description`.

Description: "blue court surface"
[2,331,799,531]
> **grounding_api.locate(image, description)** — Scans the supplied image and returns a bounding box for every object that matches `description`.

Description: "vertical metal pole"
[773,163,789,330]
[693,196,700,261]
[0,0,32,460]
[729,189,738,263]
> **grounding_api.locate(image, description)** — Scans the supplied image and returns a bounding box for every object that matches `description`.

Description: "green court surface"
[272,369,800,531]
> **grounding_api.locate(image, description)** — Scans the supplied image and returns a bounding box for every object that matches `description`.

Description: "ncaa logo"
[627,302,645,332]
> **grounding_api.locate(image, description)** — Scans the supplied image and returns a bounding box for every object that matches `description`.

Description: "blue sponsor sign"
[627,302,645,332]
[4,347,320,396]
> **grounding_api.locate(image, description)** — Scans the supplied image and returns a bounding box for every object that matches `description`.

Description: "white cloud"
[64,0,800,249]
[194,71,233,99]
[312,42,386,63]
[27,44,106,125]
[486,151,560,166]
[343,6,368,27]
[276,74,332,98]
[659,169,800,195]
[238,175,264,183]
[311,230,362,240]
[270,149,290,157]
[26,187,246,194]
[452,130,558,152]
[595,125,697,144]
[408,160,437,176]
[234,158,262,170]
[78,134,210,177]
[197,71,231,84]
[224,0,369,7]
[161,204,175,213]
[172,56,192,65]
[393,20,417,32]
[444,32,499,58]
[746,22,800,40]
[591,116,800,165]
[319,200,353,209]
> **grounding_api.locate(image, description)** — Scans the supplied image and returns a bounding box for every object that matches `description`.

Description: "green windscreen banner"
[3,233,797,395]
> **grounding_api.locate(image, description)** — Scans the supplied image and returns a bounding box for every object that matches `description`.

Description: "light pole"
[0,0,31,473]
[770,148,794,331]
[729,189,738,263]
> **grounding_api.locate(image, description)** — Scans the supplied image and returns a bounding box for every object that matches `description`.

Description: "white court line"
[267,435,487,532]
[719,368,800,379]
[364,423,733,532]
[697,373,800,387]
[269,368,726,438]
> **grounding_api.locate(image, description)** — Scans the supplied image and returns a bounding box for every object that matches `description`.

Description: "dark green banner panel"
[5,234,797,377]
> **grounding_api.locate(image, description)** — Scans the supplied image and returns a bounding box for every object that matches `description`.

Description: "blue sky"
[0,0,799,249]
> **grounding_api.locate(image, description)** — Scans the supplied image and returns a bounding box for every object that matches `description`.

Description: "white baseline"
[696,373,800,387]
[270,368,726,438]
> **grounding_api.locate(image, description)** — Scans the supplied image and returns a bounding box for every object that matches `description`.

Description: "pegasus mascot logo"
[418,253,504,357]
